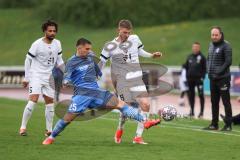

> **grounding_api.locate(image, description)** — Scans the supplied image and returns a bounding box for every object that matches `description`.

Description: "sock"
[118,112,126,130]
[120,105,144,122]
[20,101,36,129]
[141,111,150,120]
[50,119,69,138]
[136,110,149,137]
[45,103,55,132]
[136,122,144,137]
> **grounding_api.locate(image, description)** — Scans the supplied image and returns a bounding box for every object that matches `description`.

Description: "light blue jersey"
[64,54,112,113]
[64,54,102,92]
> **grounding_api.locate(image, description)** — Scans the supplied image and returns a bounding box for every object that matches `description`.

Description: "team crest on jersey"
[197,55,201,63]
[78,64,89,71]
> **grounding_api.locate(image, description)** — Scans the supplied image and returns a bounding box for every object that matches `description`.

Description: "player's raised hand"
[152,52,163,58]
[22,80,29,88]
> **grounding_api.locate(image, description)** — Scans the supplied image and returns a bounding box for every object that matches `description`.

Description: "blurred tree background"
[0,0,239,65]
[1,0,240,28]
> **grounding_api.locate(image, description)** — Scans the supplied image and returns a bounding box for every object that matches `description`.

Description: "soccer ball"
[158,105,177,121]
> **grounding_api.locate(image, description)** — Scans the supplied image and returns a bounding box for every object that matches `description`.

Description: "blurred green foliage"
[1,0,240,28]
[40,0,240,27]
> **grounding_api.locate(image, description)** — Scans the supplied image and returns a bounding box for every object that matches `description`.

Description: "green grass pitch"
[0,97,240,160]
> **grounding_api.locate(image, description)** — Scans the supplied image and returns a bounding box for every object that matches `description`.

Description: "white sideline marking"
[166,121,240,133]
[99,117,240,137]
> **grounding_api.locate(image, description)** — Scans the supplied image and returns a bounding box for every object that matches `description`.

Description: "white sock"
[45,103,55,132]
[117,112,126,130]
[20,101,36,129]
[136,111,150,137]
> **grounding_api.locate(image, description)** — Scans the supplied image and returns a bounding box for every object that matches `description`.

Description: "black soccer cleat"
[203,124,219,130]
[220,125,232,131]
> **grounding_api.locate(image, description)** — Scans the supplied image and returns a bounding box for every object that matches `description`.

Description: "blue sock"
[50,119,69,138]
[120,105,144,122]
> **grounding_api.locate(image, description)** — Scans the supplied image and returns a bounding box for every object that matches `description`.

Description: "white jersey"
[26,37,63,80]
[100,35,144,82]
[100,34,143,64]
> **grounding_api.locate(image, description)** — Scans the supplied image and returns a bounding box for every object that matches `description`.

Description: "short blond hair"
[118,19,132,29]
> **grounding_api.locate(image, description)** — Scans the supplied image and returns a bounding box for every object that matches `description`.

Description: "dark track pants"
[210,77,232,126]
[187,79,205,116]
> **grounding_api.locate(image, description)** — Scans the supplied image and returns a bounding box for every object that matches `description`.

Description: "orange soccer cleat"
[133,136,148,144]
[42,137,55,145]
[114,129,123,144]
[144,119,161,129]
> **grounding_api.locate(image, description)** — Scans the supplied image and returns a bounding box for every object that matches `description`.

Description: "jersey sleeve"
[56,40,63,55]
[63,60,73,84]
[27,41,38,58]
[94,61,102,77]
[133,35,144,49]
[100,43,111,63]
[56,40,64,65]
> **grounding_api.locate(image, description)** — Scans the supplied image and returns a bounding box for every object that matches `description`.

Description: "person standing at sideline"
[184,42,206,118]
[204,26,232,131]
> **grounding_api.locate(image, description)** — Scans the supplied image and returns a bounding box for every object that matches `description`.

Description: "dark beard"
[46,36,54,41]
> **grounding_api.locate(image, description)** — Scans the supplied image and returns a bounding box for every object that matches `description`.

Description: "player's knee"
[139,101,150,111]
[113,99,125,110]
[29,95,39,103]
[118,100,125,108]
[106,95,120,108]
[64,119,72,123]
[43,95,54,104]
[63,114,75,123]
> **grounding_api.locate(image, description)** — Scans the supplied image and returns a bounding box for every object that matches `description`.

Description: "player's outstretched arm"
[139,48,162,58]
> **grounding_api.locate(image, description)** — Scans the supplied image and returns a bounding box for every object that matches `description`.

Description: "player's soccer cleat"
[45,130,52,137]
[42,137,55,145]
[19,128,27,136]
[144,119,161,129]
[114,129,123,144]
[133,136,148,144]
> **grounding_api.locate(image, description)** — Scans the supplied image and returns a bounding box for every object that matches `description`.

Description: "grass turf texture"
[0,97,240,160]
[0,9,240,66]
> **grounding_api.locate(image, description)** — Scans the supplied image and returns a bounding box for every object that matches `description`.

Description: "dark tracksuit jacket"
[207,39,232,126]
[185,52,206,115]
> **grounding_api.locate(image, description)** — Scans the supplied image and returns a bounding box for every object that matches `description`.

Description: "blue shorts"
[68,88,113,113]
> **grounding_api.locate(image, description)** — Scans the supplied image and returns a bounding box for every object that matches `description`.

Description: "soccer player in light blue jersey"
[42,38,160,145]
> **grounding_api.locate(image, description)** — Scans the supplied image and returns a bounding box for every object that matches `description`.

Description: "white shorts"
[28,78,55,98]
[117,79,148,103]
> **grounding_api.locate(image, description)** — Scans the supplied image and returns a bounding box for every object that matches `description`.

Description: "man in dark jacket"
[185,42,206,118]
[204,26,232,131]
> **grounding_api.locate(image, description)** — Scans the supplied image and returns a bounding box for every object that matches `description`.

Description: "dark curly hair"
[41,20,58,32]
